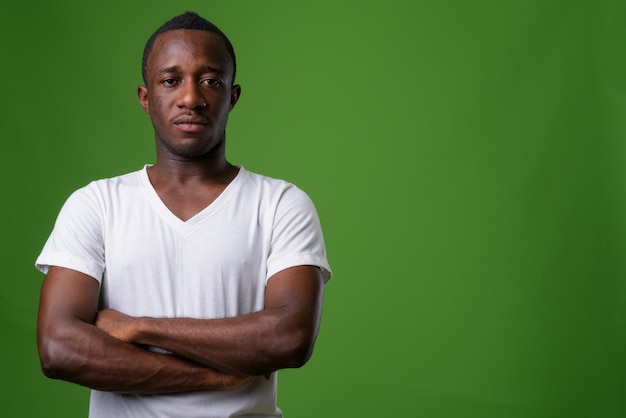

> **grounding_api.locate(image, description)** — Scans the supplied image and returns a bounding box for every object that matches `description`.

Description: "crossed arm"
[37,265,325,394]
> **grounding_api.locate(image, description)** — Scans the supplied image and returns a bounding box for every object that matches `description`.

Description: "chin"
[159,136,225,160]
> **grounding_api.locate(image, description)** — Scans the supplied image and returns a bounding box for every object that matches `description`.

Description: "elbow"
[277,328,317,369]
[288,345,314,369]
[40,357,63,380]
[39,353,64,380]
[39,345,66,380]
[38,337,80,380]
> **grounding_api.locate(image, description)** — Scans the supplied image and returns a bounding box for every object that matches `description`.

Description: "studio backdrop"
[2,1,625,417]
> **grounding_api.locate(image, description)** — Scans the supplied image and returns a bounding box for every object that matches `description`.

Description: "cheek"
[149,96,167,128]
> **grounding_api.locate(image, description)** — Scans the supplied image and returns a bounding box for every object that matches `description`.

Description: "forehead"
[147,29,233,76]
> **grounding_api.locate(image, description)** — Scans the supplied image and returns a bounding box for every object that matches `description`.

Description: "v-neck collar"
[139,164,246,234]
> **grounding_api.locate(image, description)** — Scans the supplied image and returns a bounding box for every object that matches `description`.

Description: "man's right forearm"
[37,266,252,394]
[39,315,249,394]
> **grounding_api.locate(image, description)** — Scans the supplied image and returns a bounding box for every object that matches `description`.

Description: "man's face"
[138,29,240,160]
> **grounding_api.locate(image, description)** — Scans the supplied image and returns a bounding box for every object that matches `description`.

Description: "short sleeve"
[266,185,331,283]
[35,183,106,282]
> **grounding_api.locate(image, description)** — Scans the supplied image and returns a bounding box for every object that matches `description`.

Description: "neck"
[149,152,237,186]
[145,154,239,222]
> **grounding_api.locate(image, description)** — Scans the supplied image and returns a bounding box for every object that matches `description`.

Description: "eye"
[201,78,223,87]
[161,78,179,87]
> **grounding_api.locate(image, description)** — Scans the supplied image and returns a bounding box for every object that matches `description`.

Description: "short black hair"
[141,11,237,85]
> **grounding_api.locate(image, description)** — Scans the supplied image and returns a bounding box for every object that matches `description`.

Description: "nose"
[177,81,206,109]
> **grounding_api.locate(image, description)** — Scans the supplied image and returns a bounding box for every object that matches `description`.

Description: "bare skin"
[96,265,324,376]
[137,29,242,221]
[37,267,253,393]
[37,29,326,393]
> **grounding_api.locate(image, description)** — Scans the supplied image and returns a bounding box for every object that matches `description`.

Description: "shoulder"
[238,168,320,225]
[239,167,312,205]
[86,168,144,192]
[239,167,291,190]
[61,168,145,212]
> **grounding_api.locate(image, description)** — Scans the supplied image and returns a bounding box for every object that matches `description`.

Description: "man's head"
[137,12,241,161]
[142,12,237,86]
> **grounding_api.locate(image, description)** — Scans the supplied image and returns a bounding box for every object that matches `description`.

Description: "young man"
[35,12,331,418]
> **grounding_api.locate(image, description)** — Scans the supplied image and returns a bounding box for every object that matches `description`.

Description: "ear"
[137,85,150,114]
[229,84,242,109]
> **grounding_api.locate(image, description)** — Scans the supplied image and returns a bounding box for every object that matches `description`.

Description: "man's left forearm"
[96,265,325,376]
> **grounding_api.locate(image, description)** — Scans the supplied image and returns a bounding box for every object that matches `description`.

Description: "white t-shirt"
[36,165,331,418]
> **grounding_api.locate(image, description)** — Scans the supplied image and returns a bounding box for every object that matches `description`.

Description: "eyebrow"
[158,65,225,75]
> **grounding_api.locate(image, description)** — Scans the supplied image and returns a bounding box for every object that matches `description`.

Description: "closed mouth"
[172,114,208,125]
[171,114,209,133]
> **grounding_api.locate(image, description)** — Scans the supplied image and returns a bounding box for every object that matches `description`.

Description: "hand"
[222,374,255,390]
[95,308,137,343]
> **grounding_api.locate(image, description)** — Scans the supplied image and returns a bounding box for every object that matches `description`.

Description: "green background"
[2,0,626,417]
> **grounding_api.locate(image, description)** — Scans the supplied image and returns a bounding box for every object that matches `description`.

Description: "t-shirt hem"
[267,254,332,284]
[35,253,103,282]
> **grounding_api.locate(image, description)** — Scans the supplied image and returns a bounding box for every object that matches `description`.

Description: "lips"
[172,114,209,133]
